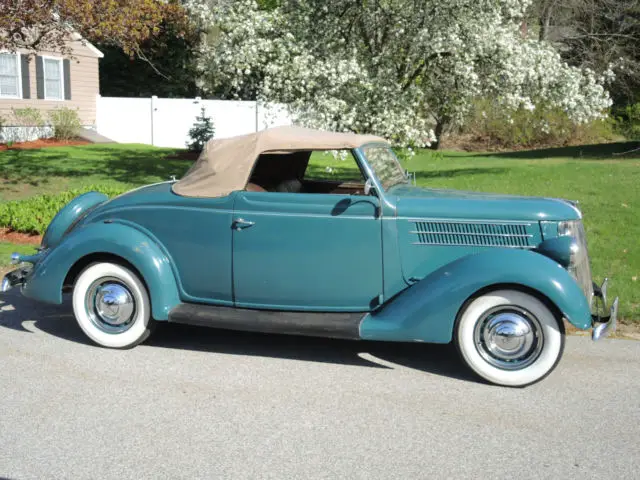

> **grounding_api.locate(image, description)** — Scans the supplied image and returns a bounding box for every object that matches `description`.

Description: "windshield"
[361,145,408,190]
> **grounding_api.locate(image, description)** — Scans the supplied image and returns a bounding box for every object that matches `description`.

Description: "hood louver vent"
[411,220,534,248]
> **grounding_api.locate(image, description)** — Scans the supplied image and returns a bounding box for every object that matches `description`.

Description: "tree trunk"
[539,3,553,42]
[431,119,446,150]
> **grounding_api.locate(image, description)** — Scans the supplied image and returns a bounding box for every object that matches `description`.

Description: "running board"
[168,303,365,340]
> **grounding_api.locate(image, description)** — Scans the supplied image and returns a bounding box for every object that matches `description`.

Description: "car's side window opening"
[246,149,367,195]
[304,150,365,182]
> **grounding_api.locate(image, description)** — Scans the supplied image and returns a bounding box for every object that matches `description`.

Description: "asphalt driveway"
[1,290,639,479]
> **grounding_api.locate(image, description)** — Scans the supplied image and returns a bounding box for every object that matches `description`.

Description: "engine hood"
[389,185,581,222]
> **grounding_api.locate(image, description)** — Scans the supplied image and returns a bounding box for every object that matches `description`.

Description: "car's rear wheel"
[455,289,564,387]
[72,262,153,348]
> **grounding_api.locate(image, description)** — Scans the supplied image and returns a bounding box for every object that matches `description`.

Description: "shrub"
[187,106,215,152]
[11,107,46,141]
[0,185,128,235]
[461,99,618,150]
[49,107,82,141]
[615,103,640,140]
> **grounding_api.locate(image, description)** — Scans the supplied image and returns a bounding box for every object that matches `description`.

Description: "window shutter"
[35,55,44,99]
[20,54,31,99]
[63,59,71,100]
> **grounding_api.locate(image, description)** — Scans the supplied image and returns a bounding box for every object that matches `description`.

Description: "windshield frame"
[357,142,409,192]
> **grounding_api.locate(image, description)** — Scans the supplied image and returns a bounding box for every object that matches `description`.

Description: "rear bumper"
[1,265,33,293]
[591,278,618,341]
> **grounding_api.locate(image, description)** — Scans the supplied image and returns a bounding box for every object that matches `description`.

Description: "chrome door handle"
[233,218,255,230]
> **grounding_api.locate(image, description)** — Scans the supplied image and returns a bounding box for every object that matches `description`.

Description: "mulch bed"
[0,228,42,246]
[0,138,90,151]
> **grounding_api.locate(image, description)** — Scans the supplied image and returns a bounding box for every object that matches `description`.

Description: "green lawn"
[1,142,638,323]
[0,242,36,269]
[0,144,189,201]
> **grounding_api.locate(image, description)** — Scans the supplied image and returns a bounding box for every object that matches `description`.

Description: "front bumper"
[1,265,33,293]
[591,278,618,341]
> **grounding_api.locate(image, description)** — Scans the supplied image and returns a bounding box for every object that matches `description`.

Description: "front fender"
[360,249,591,344]
[22,221,180,320]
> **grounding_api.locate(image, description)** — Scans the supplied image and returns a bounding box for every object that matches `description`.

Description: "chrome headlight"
[558,220,594,306]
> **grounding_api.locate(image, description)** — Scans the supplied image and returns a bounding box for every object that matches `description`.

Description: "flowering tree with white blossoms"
[190,0,612,148]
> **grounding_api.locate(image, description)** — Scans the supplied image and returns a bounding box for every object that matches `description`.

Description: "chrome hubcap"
[474,306,543,370]
[86,279,136,334]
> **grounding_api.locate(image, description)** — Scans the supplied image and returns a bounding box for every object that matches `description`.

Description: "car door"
[114,191,235,305]
[232,191,383,311]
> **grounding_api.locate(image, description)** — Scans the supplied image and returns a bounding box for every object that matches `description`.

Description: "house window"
[0,52,21,98]
[44,57,64,100]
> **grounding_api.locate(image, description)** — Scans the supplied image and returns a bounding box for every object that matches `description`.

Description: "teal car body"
[7,147,603,342]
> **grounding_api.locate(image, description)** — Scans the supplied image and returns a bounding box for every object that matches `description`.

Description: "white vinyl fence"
[96,95,292,148]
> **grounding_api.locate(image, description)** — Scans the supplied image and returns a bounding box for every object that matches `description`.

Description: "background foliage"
[0,0,189,57]
[528,0,640,108]
[96,10,202,98]
[191,0,612,148]
[461,100,619,150]
[615,104,640,140]
[48,108,82,141]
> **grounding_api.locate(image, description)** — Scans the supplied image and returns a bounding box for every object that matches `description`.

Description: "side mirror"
[364,178,375,196]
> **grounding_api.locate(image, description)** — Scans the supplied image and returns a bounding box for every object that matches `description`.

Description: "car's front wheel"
[72,262,153,348]
[455,289,564,387]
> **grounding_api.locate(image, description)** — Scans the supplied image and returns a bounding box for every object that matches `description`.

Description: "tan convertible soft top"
[172,126,387,198]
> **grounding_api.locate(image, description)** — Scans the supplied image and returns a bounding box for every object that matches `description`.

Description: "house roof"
[172,126,387,198]
[70,32,104,58]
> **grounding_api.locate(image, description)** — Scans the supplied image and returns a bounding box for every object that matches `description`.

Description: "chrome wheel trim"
[85,277,136,334]
[473,305,544,371]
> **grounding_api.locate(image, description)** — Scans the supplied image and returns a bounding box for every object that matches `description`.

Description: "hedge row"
[0,185,127,235]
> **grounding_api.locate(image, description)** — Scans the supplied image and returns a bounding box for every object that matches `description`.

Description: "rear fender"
[360,249,591,343]
[42,191,109,249]
[22,221,180,320]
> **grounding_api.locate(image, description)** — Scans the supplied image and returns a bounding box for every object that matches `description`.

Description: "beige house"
[0,36,102,139]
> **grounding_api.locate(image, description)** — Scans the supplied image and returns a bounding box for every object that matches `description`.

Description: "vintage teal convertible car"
[1,126,617,386]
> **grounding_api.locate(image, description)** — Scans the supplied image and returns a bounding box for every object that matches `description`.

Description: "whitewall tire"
[72,262,153,349]
[455,289,564,387]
